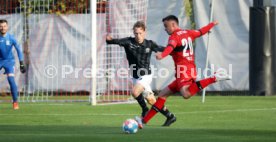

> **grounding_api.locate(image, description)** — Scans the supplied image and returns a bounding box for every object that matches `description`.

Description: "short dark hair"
[133,21,146,31]
[0,19,8,24]
[162,15,179,25]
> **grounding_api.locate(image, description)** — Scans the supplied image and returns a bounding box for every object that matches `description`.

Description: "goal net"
[0,0,91,103]
[0,0,149,104]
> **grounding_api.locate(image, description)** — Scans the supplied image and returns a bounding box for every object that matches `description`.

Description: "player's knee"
[182,90,192,99]
[146,96,156,105]
[183,95,190,99]
[132,90,141,98]
[7,73,14,77]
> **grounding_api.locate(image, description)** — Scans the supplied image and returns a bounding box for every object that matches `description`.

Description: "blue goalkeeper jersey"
[0,33,23,62]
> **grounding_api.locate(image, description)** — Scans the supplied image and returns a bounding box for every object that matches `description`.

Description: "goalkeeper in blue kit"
[0,19,26,109]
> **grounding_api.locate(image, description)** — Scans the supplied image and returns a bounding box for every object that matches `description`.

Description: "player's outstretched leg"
[143,91,177,125]
[7,76,19,110]
[136,107,177,128]
[142,97,166,123]
[135,97,166,129]
[188,71,231,96]
[135,88,176,128]
[212,70,231,82]
[146,92,176,126]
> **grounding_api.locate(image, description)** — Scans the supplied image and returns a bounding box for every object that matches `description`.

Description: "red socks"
[188,77,216,96]
[143,77,216,124]
[143,97,166,124]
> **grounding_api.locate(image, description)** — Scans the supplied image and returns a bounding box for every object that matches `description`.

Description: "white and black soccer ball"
[122,119,138,134]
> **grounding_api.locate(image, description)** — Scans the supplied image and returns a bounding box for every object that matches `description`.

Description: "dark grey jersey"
[106,37,163,79]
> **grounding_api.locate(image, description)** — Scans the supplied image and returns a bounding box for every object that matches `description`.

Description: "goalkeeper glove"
[19,61,26,73]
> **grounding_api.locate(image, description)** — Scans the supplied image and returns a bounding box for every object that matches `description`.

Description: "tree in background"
[18,0,89,15]
[184,0,196,29]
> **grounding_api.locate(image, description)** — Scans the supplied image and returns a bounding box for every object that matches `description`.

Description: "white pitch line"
[175,108,276,115]
[0,108,275,116]
[0,133,90,137]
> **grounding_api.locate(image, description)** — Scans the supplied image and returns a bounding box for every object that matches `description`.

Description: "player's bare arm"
[155,52,162,60]
[213,20,219,25]
[106,34,113,41]
[155,45,174,60]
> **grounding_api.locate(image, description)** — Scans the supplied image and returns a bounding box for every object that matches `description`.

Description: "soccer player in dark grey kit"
[0,19,26,109]
[106,21,172,120]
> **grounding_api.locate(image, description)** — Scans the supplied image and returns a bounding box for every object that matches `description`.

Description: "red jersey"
[168,29,199,66]
[161,22,215,69]
[162,22,216,92]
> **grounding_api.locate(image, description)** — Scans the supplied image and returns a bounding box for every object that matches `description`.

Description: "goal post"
[91,0,97,105]
[0,0,149,104]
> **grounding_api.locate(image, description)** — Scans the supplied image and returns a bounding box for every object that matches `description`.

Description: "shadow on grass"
[0,125,275,142]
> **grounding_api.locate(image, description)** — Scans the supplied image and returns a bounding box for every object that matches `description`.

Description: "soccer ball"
[122,119,138,134]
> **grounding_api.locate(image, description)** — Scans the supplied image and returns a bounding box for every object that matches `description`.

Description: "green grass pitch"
[0,96,276,142]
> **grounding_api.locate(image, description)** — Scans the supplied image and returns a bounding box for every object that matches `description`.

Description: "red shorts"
[168,64,196,93]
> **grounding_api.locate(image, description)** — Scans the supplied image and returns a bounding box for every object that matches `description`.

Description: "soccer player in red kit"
[136,15,230,128]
